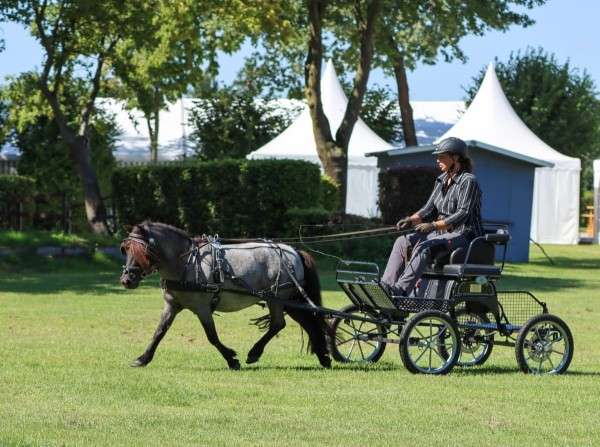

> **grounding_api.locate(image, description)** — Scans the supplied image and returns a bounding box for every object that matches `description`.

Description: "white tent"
[247,60,395,216]
[98,98,196,162]
[436,63,581,244]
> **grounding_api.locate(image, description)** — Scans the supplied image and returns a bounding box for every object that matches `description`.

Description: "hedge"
[378,164,440,224]
[112,159,336,238]
[0,174,37,200]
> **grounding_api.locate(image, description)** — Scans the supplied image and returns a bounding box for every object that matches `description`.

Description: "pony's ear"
[123,224,133,233]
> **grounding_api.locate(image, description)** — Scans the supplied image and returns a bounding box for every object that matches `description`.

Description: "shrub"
[112,159,330,238]
[378,164,439,224]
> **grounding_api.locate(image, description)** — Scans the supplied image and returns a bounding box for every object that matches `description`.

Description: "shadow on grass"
[496,274,586,294]
[0,269,152,295]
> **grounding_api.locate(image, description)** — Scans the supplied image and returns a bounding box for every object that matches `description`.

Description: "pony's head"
[120,224,160,289]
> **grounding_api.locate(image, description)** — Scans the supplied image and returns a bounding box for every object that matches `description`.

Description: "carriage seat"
[427,228,510,279]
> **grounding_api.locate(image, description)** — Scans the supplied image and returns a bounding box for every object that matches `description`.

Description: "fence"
[0,191,117,233]
[0,159,19,175]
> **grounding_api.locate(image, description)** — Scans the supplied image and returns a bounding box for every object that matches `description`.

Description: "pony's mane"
[123,221,190,268]
[142,220,190,241]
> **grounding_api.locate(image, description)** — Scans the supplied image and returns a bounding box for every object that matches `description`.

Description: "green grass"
[1,244,599,446]
[0,229,118,248]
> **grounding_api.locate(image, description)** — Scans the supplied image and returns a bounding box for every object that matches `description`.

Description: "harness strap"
[161,278,298,297]
[273,244,318,311]
[161,279,220,293]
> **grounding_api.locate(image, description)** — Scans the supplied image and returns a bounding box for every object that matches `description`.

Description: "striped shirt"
[416,169,484,239]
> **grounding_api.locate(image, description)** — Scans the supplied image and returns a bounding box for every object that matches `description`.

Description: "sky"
[0,0,599,101]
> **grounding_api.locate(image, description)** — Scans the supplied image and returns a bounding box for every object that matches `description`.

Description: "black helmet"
[432,137,468,158]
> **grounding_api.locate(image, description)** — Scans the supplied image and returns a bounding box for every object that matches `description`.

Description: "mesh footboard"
[497,291,547,327]
[338,280,451,314]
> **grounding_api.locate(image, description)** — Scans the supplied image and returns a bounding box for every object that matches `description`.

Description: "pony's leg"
[195,310,241,370]
[286,307,332,368]
[132,301,181,367]
[246,304,286,364]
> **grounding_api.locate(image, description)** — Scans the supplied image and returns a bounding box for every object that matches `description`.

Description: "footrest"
[337,278,451,314]
[337,280,398,313]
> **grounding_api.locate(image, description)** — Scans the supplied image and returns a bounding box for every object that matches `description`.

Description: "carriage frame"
[329,225,574,375]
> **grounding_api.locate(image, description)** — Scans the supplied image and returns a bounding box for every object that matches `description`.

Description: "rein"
[122,223,409,294]
[207,225,400,245]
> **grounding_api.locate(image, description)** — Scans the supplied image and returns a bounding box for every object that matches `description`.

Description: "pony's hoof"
[131,357,149,367]
[229,360,242,370]
[246,355,260,364]
[319,355,332,369]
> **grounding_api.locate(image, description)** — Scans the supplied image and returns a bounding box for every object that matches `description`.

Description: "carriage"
[120,222,573,375]
[331,225,574,375]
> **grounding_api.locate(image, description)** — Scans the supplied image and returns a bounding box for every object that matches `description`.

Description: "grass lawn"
[0,243,599,446]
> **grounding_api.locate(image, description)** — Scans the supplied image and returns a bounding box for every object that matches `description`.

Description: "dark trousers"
[381,231,469,295]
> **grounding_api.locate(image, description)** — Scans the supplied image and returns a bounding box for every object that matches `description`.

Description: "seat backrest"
[432,238,496,267]
[449,239,495,265]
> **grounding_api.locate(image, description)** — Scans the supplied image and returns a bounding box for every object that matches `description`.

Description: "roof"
[367,140,552,168]
[436,63,580,170]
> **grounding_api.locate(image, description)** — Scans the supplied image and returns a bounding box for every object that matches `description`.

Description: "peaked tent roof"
[436,63,580,170]
[248,59,396,165]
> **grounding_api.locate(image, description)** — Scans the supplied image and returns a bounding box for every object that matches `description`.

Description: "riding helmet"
[432,137,468,158]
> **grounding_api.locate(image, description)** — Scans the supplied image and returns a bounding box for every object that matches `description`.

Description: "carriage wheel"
[330,304,388,363]
[399,310,460,375]
[455,309,494,367]
[515,314,574,375]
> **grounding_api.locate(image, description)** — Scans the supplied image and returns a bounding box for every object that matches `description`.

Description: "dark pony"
[120,221,332,370]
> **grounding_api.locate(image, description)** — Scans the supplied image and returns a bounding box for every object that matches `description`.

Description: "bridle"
[121,225,160,280]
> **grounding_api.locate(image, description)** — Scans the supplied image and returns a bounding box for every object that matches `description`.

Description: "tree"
[0,0,296,233]
[3,72,117,230]
[188,84,301,160]
[106,1,294,164]
[305,0,381,212]
[339,80,402,144]
[0,1,158,234]
[464,47,600,187]
[330,0,548,147]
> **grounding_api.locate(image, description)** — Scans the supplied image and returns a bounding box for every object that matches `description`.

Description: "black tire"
[330,304,388,363]
[515,314,574,374]
[399,310,460,375]
[455,309,494,367]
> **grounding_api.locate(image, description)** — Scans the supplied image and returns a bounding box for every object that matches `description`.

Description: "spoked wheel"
[331,304,388,363]
[516,314,574,374]
[455,309,494,367]
[399,310,460,375]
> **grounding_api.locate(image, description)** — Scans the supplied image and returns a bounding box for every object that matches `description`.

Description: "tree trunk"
[70,136,112,235]
[305,0,347,210]
[305,0,381,213]
[148,111,159,164]
[393,52,418,147]
[148,89,162,164]
[38,85,111,236]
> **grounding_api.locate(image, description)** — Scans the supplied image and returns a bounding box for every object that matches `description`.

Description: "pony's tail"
[297,250,323,308]
[286,250,332,368]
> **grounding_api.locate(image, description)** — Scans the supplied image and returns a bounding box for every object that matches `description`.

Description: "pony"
[119,221,332,370]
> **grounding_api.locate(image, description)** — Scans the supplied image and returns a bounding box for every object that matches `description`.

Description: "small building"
[368,63,581,262]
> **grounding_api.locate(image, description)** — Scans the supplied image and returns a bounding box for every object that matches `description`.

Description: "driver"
[381,137,484,297]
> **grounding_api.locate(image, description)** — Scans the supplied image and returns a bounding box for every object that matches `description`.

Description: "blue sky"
[1,0,598,101]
